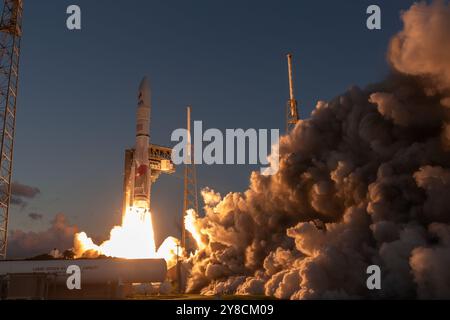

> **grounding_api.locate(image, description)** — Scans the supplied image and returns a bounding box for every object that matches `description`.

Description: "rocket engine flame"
[74,206,180,267]
[74,77,182,269]
[74,1,450,299]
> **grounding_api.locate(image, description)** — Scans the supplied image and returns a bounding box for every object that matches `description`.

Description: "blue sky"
[9,0,418,245]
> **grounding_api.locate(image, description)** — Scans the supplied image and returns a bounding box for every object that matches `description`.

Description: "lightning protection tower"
[181,106,199,251]
[0,0,23,260]
[286,53,299,133]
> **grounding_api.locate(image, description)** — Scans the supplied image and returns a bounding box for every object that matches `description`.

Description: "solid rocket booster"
[133,77,151,209]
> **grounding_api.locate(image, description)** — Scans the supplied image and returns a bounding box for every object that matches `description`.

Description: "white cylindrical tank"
[0,258,167,284]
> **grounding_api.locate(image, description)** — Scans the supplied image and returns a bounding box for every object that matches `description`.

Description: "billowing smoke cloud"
[388,1,450,92]
[10,181,41,208]
[7,213,78,259]
[186,1,450,299]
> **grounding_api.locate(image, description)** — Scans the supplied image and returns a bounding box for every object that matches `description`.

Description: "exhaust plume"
[186,1,450,299]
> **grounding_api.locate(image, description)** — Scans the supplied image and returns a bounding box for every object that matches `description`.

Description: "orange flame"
[184,209,206,251]
[74,206,181,267]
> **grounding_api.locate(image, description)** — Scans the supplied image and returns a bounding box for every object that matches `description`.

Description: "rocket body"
[133,77,151,209]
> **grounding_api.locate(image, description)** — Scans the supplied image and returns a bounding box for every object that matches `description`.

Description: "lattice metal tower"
[0,0,23,259]
[286,53,299,133]
[181,106,199,250]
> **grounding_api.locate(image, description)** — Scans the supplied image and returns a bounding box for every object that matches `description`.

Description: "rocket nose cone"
[138,76,151,106]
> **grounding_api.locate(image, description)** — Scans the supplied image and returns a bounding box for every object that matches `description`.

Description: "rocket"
[123,76,173,213]
[131,77,151,209]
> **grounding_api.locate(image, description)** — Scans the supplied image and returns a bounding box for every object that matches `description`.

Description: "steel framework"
[0,0,23,259]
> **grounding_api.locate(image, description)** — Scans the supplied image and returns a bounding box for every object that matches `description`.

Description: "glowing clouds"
[388,1,450,90]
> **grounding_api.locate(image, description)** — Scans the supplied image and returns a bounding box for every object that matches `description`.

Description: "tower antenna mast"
[181,106,199,251]
[286,53,299,133]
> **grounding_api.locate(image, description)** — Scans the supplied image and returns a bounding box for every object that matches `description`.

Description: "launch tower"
[0,0,23,260]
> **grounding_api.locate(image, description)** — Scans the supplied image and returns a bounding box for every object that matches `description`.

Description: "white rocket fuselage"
[132,77,151,209]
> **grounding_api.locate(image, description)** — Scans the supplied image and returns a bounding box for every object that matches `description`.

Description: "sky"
[8,0,419,247]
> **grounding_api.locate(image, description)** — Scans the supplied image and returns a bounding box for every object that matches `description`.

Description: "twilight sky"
[9,0,418,249]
